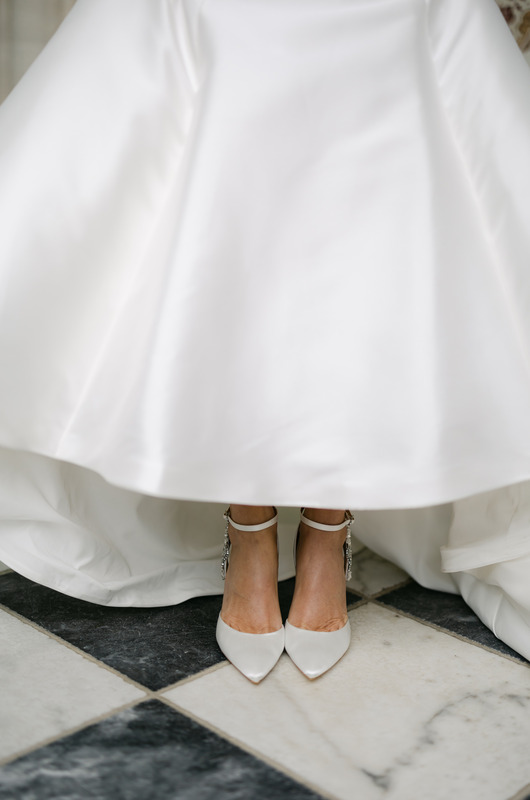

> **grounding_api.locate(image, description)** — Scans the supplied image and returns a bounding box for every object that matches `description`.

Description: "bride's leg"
[220,504,282,634]
[288,507,349,632]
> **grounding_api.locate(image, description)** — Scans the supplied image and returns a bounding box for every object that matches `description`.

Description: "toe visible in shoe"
[216,615,285,683]
[284,618,351,679]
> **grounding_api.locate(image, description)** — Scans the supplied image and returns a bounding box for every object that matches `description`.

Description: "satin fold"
[0,0,530,660]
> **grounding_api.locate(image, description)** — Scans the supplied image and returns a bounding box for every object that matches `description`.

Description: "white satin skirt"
[1,0,530,659]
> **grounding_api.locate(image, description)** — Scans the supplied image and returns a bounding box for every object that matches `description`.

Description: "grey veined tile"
[0,700,325,800]
[0,610,145,762]
[166,604,530,800]
[378,581,528,663]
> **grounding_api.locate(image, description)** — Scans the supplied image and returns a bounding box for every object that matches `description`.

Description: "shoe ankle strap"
[300,508,354,531]
[223,507,278,532]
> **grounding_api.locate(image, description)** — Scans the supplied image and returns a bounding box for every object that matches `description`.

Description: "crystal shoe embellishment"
[221,507,231,580]
[344,510,354,581]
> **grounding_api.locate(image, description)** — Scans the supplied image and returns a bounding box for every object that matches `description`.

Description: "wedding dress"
[1,0,530,659]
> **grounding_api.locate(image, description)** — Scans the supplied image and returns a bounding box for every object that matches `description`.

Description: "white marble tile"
[347,547,409,596]
[165,604,530,800]
[0,610,145,761]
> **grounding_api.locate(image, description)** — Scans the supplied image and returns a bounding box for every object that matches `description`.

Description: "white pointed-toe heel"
[216,506,285,683]
[216,615,285,684]
[285,509,354,680]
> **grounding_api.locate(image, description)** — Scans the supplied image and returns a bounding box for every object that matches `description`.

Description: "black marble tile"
[0,572,225,690]
[0,573,361,690]
[378,581,528,664]
[0,700,324,800]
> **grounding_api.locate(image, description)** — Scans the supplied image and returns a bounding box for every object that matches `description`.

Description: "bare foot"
[287,508,349,632]
[220,505,282,634]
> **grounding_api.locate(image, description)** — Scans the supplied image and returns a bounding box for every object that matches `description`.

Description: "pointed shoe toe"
[284,618,351,680]
[216,615,285,683]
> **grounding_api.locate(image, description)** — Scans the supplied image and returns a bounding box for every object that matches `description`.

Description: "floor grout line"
[345,576,413,605]
[0,696,155,768]
[371,599,530,668]
[2,588,528,792]
[347,597,369,612]
[368,577,413,599]
[158,659,229,692]
[3,589,527,674]
[2,677,336,799]
[159,695,339,800]
[0,603,152,693]
[0,599,237,694]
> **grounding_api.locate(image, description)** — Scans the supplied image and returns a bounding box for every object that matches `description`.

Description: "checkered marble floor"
[1,546,529,800]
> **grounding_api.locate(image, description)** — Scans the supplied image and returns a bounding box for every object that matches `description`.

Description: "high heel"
[216,506,285,683]
[285,509,354,680]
